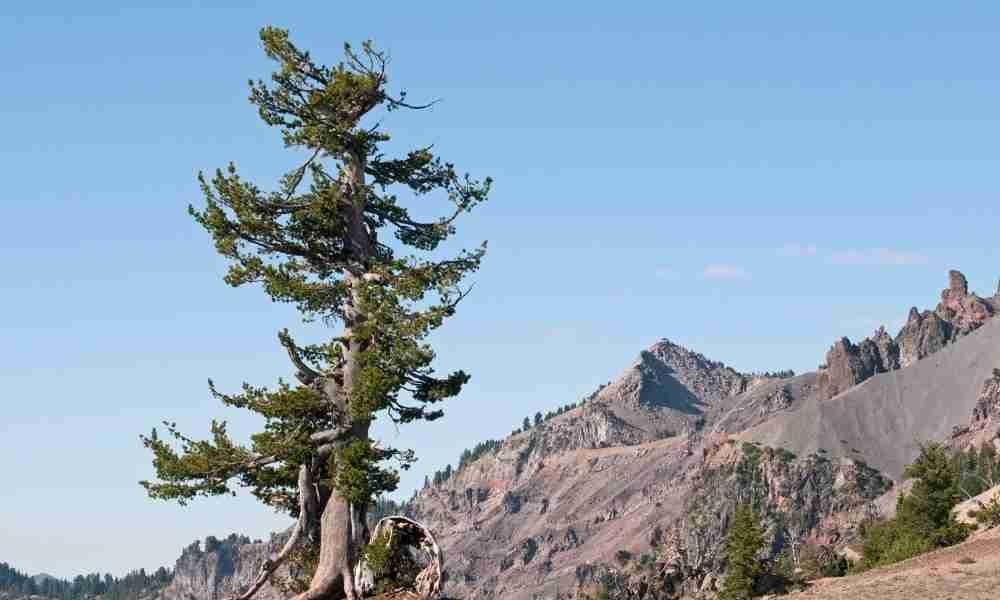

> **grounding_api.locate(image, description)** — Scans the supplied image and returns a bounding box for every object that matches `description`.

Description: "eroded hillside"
[404,270,1000,599]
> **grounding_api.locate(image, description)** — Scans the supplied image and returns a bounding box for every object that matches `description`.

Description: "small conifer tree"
[719,504,765,600]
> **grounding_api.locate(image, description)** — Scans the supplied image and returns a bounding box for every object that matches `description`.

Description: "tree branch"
[311,428,352,446]
[279,329,320,384]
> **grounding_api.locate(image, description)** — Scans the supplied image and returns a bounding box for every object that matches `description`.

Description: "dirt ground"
[791,529,1000,599]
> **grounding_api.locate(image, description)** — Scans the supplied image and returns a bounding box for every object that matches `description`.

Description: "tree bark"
[291,149,372,600]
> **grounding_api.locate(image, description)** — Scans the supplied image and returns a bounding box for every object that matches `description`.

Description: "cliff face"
[156,535,289,600]
[572,441,891,599]
[817,336,891,400]
[950,368,1000,453]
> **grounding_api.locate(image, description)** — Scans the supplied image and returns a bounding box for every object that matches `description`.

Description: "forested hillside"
[0,563,170,600]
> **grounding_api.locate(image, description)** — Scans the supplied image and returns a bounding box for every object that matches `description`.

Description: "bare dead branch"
[279,329,321,384]
[231,465,315,600]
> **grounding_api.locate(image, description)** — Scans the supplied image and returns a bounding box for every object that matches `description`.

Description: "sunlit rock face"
[817,271,996,396]
[157,534,290,600]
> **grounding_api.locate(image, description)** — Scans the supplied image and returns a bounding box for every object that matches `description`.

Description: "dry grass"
[791,529,1000,599]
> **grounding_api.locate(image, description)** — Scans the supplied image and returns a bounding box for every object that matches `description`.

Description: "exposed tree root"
[354,517,444,600]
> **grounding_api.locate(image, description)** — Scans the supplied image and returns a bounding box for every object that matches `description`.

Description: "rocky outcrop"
[872,326,901,372]
[938,270,994,336]
[897,270,994,368]
[819,271,995,397]
[571,440,891,599]
[951,368,1000,452]
[157,534,289,600]
[817,337,889,400]
[655,442,888,595]
[896,307,952,368]
[971,370,1000,425]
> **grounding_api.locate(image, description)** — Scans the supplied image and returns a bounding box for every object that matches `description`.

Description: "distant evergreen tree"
[0,562,172,600]
[719,504,764,600]
[534,412,543,427]
[523,416,532,430]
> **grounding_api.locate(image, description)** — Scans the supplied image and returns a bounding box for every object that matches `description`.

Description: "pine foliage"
[139,28,491,517]
[719,504,765,600]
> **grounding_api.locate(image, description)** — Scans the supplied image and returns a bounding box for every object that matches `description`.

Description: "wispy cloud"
[777,242,818,258]
[701,264,752,280]
[827,248,928,266]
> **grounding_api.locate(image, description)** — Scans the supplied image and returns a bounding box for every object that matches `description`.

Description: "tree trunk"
[292,150,372,600]
[294,490,358,600]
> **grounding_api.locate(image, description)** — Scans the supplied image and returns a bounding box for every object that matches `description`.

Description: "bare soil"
[791,529,1000,599]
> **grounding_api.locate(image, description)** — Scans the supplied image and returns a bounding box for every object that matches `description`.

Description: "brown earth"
[790,529,1000,600]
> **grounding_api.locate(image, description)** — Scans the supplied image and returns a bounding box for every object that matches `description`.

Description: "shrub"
[614,549,633,566]
[796,544,848,580]
[858,519,932,569]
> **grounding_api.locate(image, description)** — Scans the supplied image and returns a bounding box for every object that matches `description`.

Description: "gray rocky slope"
[746,313,1000,479]
[144,271,999,600]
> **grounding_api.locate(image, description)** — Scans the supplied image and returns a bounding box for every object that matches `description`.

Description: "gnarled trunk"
[293,151,374,600]
[293,491,359,600]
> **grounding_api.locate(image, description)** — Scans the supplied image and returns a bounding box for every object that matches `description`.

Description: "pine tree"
[534,411,543,427]
[140,28,490,600]
[719,504,764,600]
[860,442,974,569]
[897,442,970,547]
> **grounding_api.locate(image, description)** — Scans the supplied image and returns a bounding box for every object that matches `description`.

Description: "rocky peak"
[936,269,994,336]
[641,339,749,401]
[581,340,752,437]
[945,269,969,298]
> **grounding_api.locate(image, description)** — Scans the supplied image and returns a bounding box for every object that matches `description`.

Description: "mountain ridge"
[9,270,1000,600]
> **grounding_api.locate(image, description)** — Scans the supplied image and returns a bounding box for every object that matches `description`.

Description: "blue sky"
[3,1,1000,578]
